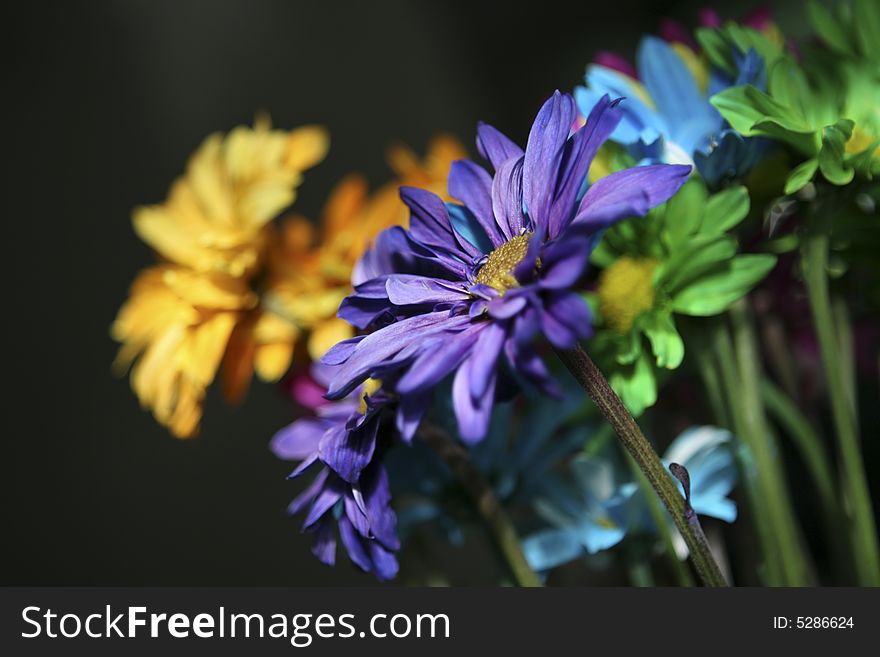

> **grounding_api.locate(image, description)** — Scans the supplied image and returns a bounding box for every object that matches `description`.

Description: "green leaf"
[608,350,657,417]
[784,158,819,194]
[702,185,750,234]
[724,24,785,69]
[819,120,856,186]
[643,312,684,370]
[662,178,707,247]
[695,27,736,74]
[807,0,853,55]
[854,0,880,60]
[671,254,777,316]
[768,58,815,124]
[712,85,812,133]
[658,234,738,294]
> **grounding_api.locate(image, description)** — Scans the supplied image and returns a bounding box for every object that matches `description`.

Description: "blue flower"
[520,425,739,573]
[388,384,594,547]
[270,377,400,581]
[521,454,638,572]
[575,36,767,185]
[324,91,689,443]
[663,425,738,524]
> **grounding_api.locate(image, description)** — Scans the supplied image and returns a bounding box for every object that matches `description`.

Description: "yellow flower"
[112,266,257,437]
[113,119,328,437]
[133,116,328,278]
[597,257,659,333]
[253,135,466,368]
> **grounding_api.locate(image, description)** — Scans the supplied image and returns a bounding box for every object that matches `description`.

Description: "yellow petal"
[285,125,330,172]
[308,317,354,361]
[254,342,295,381]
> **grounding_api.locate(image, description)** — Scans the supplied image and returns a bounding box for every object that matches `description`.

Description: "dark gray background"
[4,0,803,585]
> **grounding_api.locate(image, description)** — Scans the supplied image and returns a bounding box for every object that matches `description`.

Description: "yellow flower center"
[358,377,382,414]
[845,126,880,156]
[474,233,532,294]
[597,256,658,333]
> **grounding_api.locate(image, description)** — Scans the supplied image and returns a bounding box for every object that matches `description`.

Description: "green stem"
[417,425,543,588]
[694,340,731,429]
[710,320,786,586]
[626,553,656,587]
[832,295,858,423]
[729,300,812,585]
[761,377,848,577]
[555,345,727,587]
[760,379,838,523]
[802,225,880,586]
[625,452,695,587]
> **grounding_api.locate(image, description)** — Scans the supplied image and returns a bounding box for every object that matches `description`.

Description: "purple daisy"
[325,91,690,443]
[271,372,400,581]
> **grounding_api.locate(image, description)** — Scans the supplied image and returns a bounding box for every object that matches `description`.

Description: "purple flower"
[271,382,400,581]
[326,92,690,443]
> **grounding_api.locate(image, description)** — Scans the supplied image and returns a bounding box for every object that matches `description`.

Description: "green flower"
[708,2,880,192]
[587,177,776,414]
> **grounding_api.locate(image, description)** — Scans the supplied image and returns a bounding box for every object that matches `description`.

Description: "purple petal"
[476,121,524,171]
[385,274,468,306]
[321,336,365,365]
[468,299,488,318]
[448,160,506,247]
[395,326,479,394]
[468,283,499,300]
[270,418,327,461]
[504,340,560,396]
[344,492,371,539]
[544,290,593,339]
[367,542,400,581]
[468,322,506,400]
[452,355,497,443]
[361,465,400,550]
[286,452,320,479]
[326,312,470,399]
[338,296,393,331]
[572,164,691,231]
[540,305,579,349]
[303,475,345,528]
[538,236,591,289]
[395,390,431,443]
[491,156,525,240]
[512,305,541,344]
[318,413,379,483]
[488,293,528,319]
[337,515,372,573]
[547,94,622,238]
[288,468,329,516]
[523,91,576,231]
[309,520,337,566]
[401,187,474,260]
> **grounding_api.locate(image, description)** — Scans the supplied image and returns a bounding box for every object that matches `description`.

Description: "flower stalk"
[801,212,880,586]
[417,424,544,587]
[554,345,728,587]
[728,300,813,585]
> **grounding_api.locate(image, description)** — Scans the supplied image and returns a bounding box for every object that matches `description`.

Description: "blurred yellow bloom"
[112,265,257,438]
[115,119,464,438]
[114,119,328,437]
[133,117,328,278]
